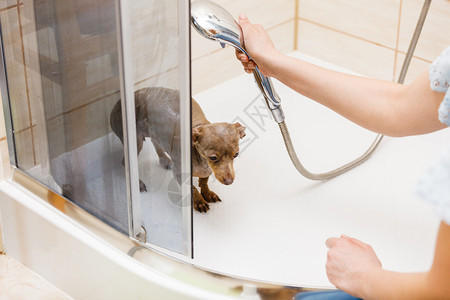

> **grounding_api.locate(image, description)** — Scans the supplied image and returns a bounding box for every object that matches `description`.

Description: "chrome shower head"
[191,0,247,54]
[190,0,285,123]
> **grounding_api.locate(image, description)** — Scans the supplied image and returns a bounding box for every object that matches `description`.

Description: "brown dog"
[110,87,245,212]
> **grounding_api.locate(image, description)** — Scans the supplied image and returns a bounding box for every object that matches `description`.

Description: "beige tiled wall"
[0,1,25,178]
[0,0,121,172]
[192,0,450,92]
[297,0,450,83]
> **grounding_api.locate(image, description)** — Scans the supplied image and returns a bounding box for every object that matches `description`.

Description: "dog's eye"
[209,156,218,161]
[233,152,239,158]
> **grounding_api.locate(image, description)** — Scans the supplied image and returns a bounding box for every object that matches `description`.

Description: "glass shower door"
[119,0,192,255]
[0,0,129,232]
[0,0,192,256]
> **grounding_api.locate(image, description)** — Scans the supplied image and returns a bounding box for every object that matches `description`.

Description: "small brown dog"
[110,87,245,212]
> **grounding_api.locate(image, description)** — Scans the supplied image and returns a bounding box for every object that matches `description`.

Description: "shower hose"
[279,0,432,180]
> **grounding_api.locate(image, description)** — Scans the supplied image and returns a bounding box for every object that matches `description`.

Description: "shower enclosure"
[2,0,450,297]
[0,0,192,256]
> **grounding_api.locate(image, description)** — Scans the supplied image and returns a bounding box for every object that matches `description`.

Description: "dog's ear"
[233,122,246,139]
[192,126,203,144]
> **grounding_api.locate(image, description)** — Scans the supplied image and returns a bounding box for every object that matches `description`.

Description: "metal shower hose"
[280,0,432,180]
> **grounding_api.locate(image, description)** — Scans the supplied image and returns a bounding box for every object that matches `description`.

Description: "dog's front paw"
[194,197,210,213]
[139,179,147,192]
[202,190,221,203]
[62,183,73,199]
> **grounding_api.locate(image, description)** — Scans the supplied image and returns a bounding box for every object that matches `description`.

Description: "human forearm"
[237,15,446,136]
[361,270,433,300]
[266,53,442,137]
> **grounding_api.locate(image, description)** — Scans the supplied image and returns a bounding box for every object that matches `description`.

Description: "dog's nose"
[223,178,234,185]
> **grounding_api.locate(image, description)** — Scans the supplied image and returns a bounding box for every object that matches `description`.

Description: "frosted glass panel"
[123,0,192,254]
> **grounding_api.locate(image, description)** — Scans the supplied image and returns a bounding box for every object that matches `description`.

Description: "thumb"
[238,14,251,29]
[325,237,339,249]
[238,14,251,50]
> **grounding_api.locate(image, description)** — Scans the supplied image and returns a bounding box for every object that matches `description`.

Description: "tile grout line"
[294,0,299,51]
[394,0,403,82]
[299,17,398,52]
[47,89,120,122]
[298,17,432,64]
[0,4,18,13]
[134,66,179,86]
[11,124,35,137]
[46,69,178,123]
[16,1,36,166]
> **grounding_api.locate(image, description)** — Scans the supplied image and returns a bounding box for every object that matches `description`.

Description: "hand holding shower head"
[191,0,285,123]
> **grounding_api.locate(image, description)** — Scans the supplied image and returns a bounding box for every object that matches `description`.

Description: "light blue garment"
[417,143,450,225]
[295,290,361,300]
[429,46,450,126]
[416,46,450,225]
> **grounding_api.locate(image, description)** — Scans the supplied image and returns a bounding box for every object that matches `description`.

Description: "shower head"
[190,0,285,123]
[191,0,247,55]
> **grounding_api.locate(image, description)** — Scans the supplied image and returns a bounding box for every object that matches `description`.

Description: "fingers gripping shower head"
[191,0,285,123]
